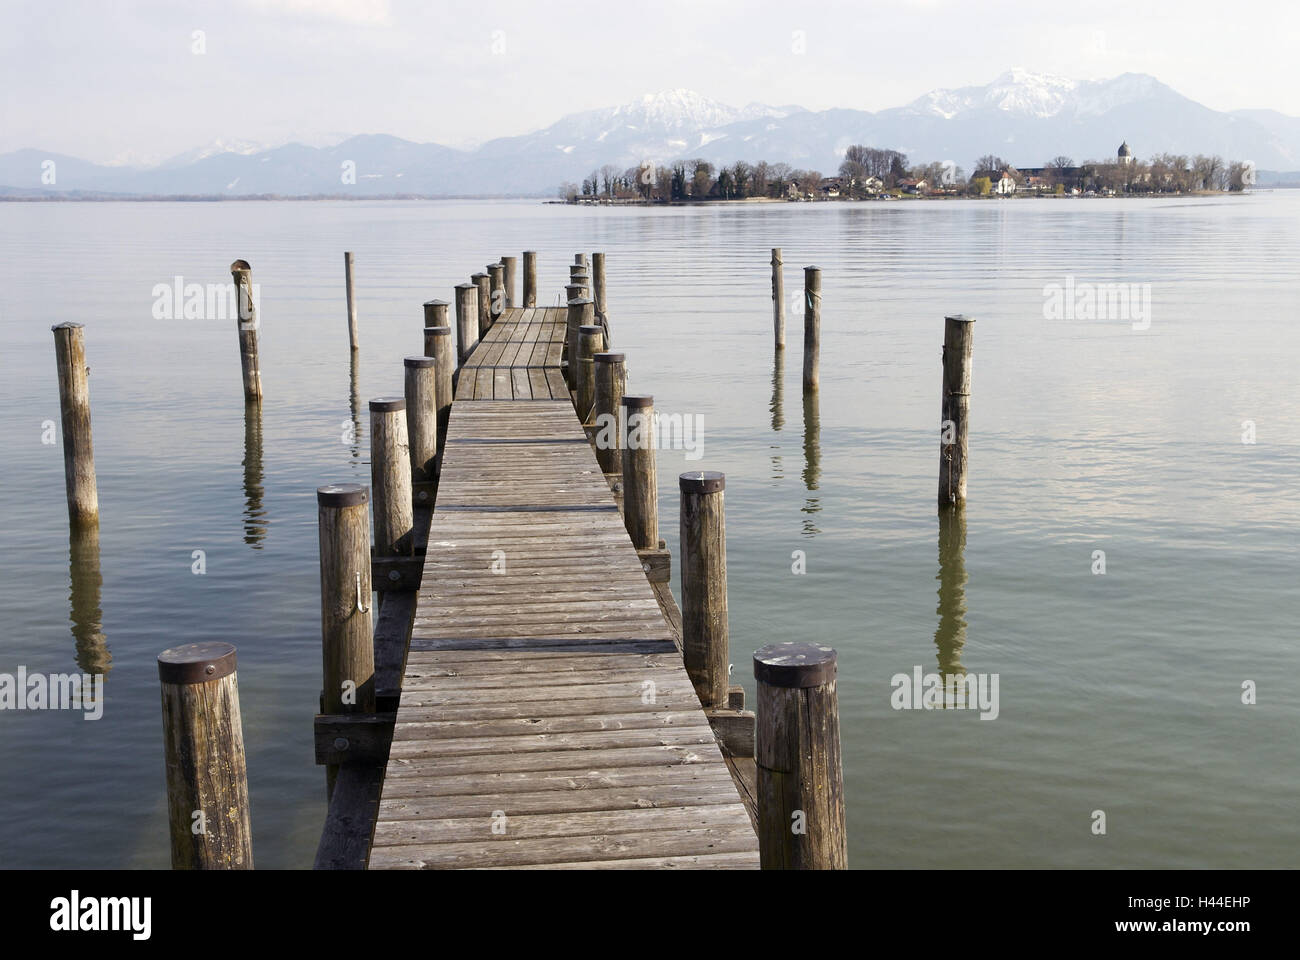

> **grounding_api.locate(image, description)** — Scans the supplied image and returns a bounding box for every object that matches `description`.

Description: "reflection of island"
[348,352,363,466]
[69,524,110,678]
[243,403,267,549]
[934,504,968,677]
[800,388,821,536]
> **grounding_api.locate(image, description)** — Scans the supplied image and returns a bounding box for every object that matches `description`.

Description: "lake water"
[1,194,1297,868]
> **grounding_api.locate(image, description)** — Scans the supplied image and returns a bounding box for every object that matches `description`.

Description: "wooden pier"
[318,294,767,869]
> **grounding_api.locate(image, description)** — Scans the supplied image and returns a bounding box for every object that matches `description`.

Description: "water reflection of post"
[934,503,968,676]
[242,403,267,548]
[348,351,362,465]
[68,523,110,677]
[800,387,821,536]
[769,349,785,480]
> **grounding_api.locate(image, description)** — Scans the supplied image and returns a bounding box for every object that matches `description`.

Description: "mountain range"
[5,69,1299,198]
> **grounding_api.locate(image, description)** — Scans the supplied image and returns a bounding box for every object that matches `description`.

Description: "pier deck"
[367,305,759,869]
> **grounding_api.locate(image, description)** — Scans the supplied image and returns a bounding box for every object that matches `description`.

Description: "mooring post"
[344,251,359,351]
[576,324,603,424]
[471,272,491,339]
[575,253,589,268]
[592,351,627,474]
[522,251,538,307]
[51,322,98,527]
[570,267,589,299]
[620,394,658,550]
[500,255,517,308]
[939,314,975,508]
[680,472,729,709]
[803,265,821,392]
[404,357,438,508]
[592,252,607,321]
[454,282,478,366]
[422,300,448,357]
[487,262,505,326]
[426,326,454,459]
[772,248,785,349]
[370,398,414,560]
[157,641,253,869]
[565,297,594,391]
[230,259,263,401]
[316,483,376,799]
[754,641,846,869]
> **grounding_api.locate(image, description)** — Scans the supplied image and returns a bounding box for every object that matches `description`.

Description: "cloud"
[240,0,393,26]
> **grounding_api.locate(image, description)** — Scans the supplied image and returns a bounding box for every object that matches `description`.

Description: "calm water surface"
[1,195,1297,868]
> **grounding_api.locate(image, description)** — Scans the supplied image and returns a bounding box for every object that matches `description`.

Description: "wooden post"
[500,255,517,308]
[576,324,603,423]
[426,326,454,458]
[753,641,846,869]
[344,251,359,351]
[939,314,975,508]
[404,357,438,508]
[565,297,593,390]
[680,472,729,709]
[157,641,253,869]
[575,253,589,268]
[620,395,657,550]
[569,266,589,297]
[472,273,491,338]
[317,483,375,799]
[592,351,626,474]
[522,251,538,307]
[454,282,478,365]
[370,398,413,557]
[230,259,263,401]
[487,262,505,326]
[772,248,785,349]
[422,300,448,355]
[317,484,375,715]
[50,322,98,526]
[803,265,820,392]
[592,252,607,321]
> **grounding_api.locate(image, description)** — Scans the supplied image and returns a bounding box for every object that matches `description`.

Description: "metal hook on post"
[355,571,369,615]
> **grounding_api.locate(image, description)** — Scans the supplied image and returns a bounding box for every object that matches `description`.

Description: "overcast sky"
[2,0,1296,163]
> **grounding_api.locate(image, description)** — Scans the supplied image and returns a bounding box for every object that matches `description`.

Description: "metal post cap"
[680,471,725,494]
[404,355,436,368]
[369,397,406,412]
[620,394,654,408]
[423,299,449,307]
[317,483,369,507]
[753,642,837,688]
[594,352,625,363]
[579,324,604,334]
[158,641,237,685]
[945,314,975,323]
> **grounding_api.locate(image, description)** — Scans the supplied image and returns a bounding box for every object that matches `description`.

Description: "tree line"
[560,145,1254,200]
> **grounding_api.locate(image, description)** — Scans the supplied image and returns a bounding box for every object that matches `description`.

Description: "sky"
[2,0,1297,164]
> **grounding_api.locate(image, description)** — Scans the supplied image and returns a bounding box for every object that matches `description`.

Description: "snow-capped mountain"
[3,72,1298,197]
